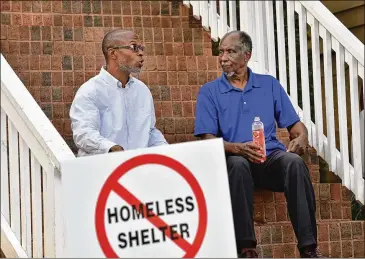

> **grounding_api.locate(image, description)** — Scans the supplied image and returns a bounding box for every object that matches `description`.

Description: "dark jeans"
[226,149,317,252]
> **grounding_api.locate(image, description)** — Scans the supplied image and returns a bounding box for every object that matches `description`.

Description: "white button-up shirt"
[70,67,167,156]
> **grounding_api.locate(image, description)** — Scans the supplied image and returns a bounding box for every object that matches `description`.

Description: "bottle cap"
[254,117,260,121]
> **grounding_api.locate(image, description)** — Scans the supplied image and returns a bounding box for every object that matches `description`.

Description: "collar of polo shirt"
[100,66,135,89]
[218,67,261,93]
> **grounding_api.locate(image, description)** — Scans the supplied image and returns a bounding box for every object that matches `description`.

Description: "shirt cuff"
[279,116,300,128]
[98,139,118,154]
[194,128,217,137]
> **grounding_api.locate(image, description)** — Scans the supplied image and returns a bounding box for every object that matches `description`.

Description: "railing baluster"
[310,18,324,157]
[1,108,10,223]
[335,42,349,185]
[19,136,32,256]
[31,153,43,258]
[8,120,21,241]
[209,0,218,41]
[229,0,237,31]
[348,53,363,199]
[265,1,276,77]
[182,1,190,8]
[239,1,252,35]
[275,0,287,91]
[321,25,337,172]
[219,0,228,38]
[191,1,200,20]
[201,1,209,31]
[297,4,312,146]
[287,1,298,110]
[43,165,56,257]
[255,1,266,74]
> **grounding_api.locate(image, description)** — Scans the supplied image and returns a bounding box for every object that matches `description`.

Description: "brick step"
[253,183,352,223]
[254,220,364,258]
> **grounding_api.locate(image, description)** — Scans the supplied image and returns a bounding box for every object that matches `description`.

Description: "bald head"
[220,31,252,53]
[102,29,137,61]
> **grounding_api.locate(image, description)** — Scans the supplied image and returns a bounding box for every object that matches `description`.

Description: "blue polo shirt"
[194,68,300,156]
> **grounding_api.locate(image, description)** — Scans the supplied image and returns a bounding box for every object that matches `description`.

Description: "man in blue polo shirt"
[194,31,323,258]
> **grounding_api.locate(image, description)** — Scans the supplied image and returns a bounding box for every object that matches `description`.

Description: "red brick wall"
[0,0,221,152]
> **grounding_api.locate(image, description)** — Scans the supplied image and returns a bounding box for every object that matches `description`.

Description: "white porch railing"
[1,54,75,257]
[183,0,365,204]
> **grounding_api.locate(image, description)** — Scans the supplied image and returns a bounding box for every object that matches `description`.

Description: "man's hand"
[232,142,265,163]
[287,135,308,156]
[109,145,124,152]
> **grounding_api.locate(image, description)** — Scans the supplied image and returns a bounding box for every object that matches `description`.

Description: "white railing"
[183,0,365,204]
[1,54,75,257]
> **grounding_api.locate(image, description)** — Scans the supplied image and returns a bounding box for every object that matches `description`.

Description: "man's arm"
[198,134,264,162]
[286,121,308,155]
[148,99,168,147]
[272,77,307,155]
[70,91,122,155]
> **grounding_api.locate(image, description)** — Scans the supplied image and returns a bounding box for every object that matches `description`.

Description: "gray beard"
[224,71,235,77]
[119,65,141,74]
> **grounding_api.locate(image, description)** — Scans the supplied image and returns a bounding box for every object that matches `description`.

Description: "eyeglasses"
[108,44,145,53]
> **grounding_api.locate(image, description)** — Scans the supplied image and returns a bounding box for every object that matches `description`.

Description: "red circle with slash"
[95,154,208,258]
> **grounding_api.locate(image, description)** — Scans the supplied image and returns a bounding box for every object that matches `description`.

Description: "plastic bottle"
[252,117,266,162]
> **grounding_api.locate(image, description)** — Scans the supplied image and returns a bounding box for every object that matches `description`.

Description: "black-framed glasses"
[109,44,145,53]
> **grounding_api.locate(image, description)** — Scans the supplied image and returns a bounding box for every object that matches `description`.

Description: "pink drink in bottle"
[252,117,266,162]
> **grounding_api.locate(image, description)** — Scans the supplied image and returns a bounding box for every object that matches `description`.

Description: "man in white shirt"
[70,29,167,156]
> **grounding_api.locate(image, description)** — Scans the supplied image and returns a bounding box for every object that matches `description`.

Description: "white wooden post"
[8,120,21,241]
[229,0,237,31]
[31,154,43,258]
[297,3,312,146]
[287,1,298,109]
[19,136,32,255]
[275,1,287,91]
[265,1,276,77]
[310,17,324,157]
[321,26,336,171]
[334,41,349,184]
[219,0,228,38]
[1,108,10,223]
[201,1,209,31]
[254,1,266,74]
[209,0,218,41]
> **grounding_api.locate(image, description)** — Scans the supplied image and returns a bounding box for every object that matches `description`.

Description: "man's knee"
[284,152,309,177]
[226,156,251,178]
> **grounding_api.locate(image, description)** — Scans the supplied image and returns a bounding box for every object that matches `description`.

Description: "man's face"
[218,34,251,75]
[111,32,144,73]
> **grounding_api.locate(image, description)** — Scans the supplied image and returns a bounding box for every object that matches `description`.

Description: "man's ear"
[108,49,117,60]
[244,51,252,62]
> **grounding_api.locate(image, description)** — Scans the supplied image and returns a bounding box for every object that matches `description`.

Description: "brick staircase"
[252,129,365,258]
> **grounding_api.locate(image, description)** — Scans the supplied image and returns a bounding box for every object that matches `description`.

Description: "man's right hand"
[232,142,265,163]
[109,145,124,152]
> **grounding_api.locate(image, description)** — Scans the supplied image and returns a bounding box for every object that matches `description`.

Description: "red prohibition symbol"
[95,154,208,258]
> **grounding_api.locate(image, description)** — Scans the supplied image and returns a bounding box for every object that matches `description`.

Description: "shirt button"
[244,102,247,104]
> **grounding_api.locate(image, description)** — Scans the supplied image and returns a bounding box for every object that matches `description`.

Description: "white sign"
[60,138,236,258]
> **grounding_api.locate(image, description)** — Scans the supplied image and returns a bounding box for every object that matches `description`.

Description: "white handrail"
[1,53,75,257]
[1,214,27,258]
[299,1,364,66]
[0,54,75,169]
[184,0,364,205]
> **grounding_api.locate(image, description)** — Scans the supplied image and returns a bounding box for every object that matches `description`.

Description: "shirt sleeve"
[70,90,116,155]
[194,89,219,136]
[148,99,168,147]
[273,78,300,128]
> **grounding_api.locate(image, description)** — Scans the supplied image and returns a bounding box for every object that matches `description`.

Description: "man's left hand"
[287,135,308,156]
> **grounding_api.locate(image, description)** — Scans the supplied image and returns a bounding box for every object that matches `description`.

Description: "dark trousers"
[226,149,317,252]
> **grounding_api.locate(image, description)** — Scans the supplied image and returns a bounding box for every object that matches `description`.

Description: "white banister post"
[54,168,65,257]
[254,1,266,74]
